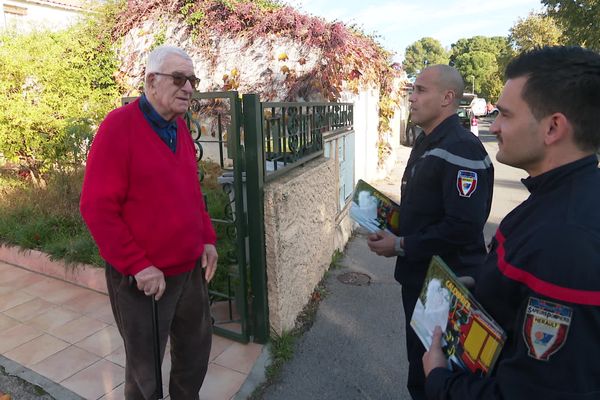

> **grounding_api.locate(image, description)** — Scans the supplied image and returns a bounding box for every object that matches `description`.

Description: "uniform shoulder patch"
[522,297,572,361]
[456,170,478,197]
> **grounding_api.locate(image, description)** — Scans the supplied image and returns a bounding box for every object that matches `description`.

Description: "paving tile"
[0,313,19,331]
[211,300,241,324]
[75,325,123,357]
[105,345,126,368]
[199,363,246,400]
[212,342,263,374]
[43,284,92,305]
[61,359,124,400]
[20,277,66,298]
[3,297,55,322]
[0,289,34,312]
[0,284,15,296]
[0,323,42,353]
[2,270,47,290]
[213,320,242,334]
[98,383,126,400]
[31,345,100,383]
[0,265,31,286]
[4,333,69,367]
[85,300,116,325]
[160,349,172,384]
[209,334,234,361]
[25,278,89,305]
[61,290,110,314]
[27,306,80,332]
[0,261,259,400]
[48,315,107,344]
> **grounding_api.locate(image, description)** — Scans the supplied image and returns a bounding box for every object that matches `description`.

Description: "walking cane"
[151,295,163,400]
[129,276,163,399]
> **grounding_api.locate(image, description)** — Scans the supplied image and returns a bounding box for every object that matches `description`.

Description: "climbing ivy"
[112,0,402,165]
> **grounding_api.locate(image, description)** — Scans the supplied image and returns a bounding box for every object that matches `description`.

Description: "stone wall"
[117,18,408,181]
[264,157,341,334]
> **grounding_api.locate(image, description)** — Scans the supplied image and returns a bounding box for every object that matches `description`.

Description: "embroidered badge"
[523,297,572,361]
[456,170,478,197]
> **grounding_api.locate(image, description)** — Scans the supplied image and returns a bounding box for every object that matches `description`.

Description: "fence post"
[242,94,269,343]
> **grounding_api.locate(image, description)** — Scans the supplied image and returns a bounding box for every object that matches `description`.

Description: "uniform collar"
[521,155,599,194]
[421,114,460,146]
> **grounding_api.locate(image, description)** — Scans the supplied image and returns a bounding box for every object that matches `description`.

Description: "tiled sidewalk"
[0,261,263,400]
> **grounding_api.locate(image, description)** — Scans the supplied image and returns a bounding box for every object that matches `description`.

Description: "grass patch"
[330,248,344,269]
[0,167,102,267]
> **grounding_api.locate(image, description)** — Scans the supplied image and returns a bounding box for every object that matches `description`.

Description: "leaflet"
[349,179,401,235]
[410,256,506,376]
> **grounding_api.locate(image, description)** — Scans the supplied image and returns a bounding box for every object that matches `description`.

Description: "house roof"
[18,0,88,10]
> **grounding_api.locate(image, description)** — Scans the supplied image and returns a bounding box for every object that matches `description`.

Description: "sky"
[280,0,545,61]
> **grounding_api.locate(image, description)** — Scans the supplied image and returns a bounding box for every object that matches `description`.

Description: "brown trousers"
[106,262,212,400]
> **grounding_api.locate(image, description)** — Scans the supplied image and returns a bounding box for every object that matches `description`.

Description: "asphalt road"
[0,361,55,400]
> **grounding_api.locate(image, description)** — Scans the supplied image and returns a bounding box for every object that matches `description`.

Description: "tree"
[0,5,121,184]
[509,12,563,52]
[403,37,449,77]
[543,0,600,50]
[450,36,513,103]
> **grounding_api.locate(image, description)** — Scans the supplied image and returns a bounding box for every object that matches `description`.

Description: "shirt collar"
[139,94,176,129]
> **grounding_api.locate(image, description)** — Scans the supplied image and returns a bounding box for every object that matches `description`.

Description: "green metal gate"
[187,91,268,344]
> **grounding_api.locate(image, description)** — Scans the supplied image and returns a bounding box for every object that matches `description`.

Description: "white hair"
[144,45,193,82]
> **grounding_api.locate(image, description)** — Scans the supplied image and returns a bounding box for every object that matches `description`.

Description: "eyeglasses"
[153,72,199,89]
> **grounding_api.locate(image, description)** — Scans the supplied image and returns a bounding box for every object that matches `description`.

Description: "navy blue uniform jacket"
[426,155,600,399]
[396,114,494,288]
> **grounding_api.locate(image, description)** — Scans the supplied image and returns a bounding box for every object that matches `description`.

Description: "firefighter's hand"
[134,266,166,300]
[367,230,398,257]
[423,326,449,377]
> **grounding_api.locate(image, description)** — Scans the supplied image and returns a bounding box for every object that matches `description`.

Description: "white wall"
[340,86,381,183]
[1,0,83,31]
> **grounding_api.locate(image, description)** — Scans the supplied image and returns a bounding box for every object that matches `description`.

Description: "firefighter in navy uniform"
[423,46,600,400]
[368,65,494,400]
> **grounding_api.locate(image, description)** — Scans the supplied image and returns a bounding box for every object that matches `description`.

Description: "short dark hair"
[505,46,600,152]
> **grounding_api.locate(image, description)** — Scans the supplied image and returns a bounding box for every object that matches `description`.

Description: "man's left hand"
[202,244,218,282]
[367,230,398,257]
[423,326,450,377]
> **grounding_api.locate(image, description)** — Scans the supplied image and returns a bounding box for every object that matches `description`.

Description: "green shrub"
[0,2,122,183]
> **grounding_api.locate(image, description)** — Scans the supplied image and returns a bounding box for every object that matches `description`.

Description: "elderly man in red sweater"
[80,45,217,400]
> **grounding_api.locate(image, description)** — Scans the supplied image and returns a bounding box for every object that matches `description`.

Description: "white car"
[470,98,487,117]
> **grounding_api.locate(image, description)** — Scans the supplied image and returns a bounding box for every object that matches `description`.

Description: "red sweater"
[80,100,216,277]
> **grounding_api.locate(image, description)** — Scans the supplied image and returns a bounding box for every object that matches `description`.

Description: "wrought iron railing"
[261,102,353,181]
